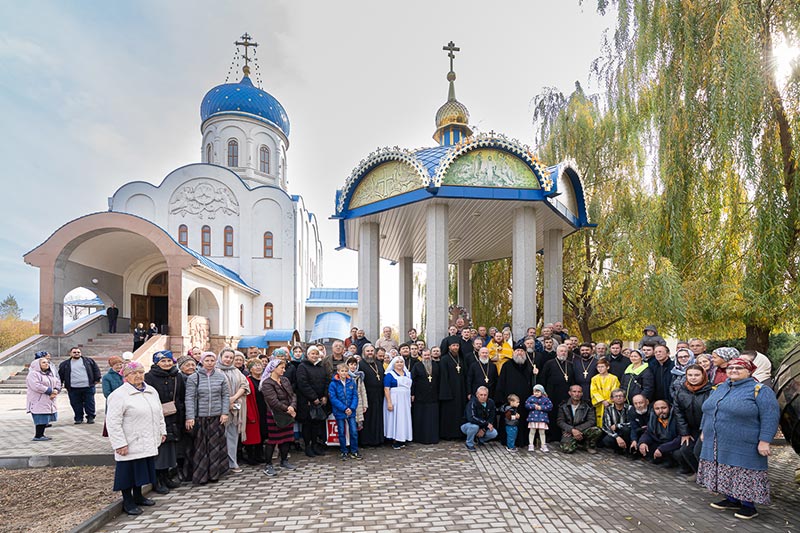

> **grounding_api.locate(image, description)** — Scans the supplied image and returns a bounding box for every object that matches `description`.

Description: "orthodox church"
[24,35,350,354]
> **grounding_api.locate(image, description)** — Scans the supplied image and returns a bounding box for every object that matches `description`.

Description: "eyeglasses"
[726,366,746,371]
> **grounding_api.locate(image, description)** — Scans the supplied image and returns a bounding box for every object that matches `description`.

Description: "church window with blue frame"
[224,226,234,256]
[178,224,188,246]
[259,145,270,174]
[201,225,211,256]
[227,139,239,167]
[264,231,274,258]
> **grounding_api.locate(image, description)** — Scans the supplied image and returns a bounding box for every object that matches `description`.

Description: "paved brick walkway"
[0,392,110,458]
[97,441,800,533]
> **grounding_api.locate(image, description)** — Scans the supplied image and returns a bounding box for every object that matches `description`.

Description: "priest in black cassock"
[358,344,385,446]
[438,336,467,440]
[572,342,598,399]
[495,347,534,447]
[410,349,439,444]
[539,344,576,442]
[467,347,498,400]
[459,328,477,373]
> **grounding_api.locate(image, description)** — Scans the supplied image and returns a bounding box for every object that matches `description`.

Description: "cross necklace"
[579,358,593,379]
[366,361,381,381]
[449,353,462,374]
[478,360,490,383]
[555,358,569,382]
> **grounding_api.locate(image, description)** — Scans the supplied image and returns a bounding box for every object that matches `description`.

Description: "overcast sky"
[0,1,611,324]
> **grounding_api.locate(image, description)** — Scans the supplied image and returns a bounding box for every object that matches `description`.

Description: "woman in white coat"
[106,361,167,516]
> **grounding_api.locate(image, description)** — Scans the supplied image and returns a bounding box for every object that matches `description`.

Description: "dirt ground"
[0,466,117,533]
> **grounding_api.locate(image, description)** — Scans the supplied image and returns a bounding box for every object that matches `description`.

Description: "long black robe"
[534,349,557,379]
[539,357,576,441]
[573,356,599,400]
[459,338,477,373]
[466,359,498,400]
[410,361,439,444]
[438,352,467,440]
[358,359,385,446]
[495,359,534,447]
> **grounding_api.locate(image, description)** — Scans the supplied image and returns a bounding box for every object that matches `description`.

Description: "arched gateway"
[332,42,592,343]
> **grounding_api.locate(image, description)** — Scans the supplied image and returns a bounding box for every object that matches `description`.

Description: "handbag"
[309,404,327,421]
[273,408,296,428]
[162,376,178,416]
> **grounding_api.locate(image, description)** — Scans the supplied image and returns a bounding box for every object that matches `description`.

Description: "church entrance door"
[131,294,149,331]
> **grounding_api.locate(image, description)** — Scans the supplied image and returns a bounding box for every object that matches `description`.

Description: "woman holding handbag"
[260,358,298,476]
[144,350,185,494]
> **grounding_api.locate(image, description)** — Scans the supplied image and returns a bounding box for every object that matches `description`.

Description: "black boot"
[153,471,169,494]
[165,469,181,489]
[121,488,142,515]
[133,486,155,506]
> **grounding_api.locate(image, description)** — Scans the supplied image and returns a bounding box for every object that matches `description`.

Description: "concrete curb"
[67,486,152,533]
[0,454,114,469]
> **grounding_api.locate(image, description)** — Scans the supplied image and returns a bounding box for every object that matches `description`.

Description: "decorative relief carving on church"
[349,161,424,209]
[169,181,240,219]
[442,149,540,189]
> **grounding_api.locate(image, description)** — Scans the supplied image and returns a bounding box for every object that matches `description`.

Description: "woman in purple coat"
[26,357,62,441]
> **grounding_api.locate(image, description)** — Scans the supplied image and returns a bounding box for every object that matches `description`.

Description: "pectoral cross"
[484,377,489,383]
[456,364,461,373]
[563,372,568,382]
[428,375,432,383]
[583,370,588,378]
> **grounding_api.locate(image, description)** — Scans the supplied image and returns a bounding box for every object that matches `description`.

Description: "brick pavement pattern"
[96,441,800,533]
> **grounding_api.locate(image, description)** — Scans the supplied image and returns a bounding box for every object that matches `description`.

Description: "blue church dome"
[200,76,290,137]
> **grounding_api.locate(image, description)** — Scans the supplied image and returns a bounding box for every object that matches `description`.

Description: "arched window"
[259,145,270,174]
[206,143,212,163]
[239,304,245,328]
[224,226,234,257]
[227,139,239,167]
[201,225,211,256]
[264,303,273,330]
[263,231,274,258]
[178,224,188,246]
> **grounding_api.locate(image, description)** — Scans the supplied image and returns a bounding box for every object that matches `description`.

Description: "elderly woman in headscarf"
[144,351,185,493]
[383,355,413,449]
[260,358,298,476]
[711,347,739,385]
[26,356,61,441]
[216,347,250,473]
[184,351,229,484]
[695,353,715,382]
[106,362,166,516]
[698,356,780,520]
[242,358,268,464]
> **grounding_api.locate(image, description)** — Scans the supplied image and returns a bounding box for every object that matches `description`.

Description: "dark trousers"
[599,427,632,452]
[108,318,117,333]
[67,387,96,422]
[674,437,702,472]
[302,419,326,447]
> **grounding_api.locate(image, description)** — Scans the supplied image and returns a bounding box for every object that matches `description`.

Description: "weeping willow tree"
[470,258,513,329]
[533,83,687,342]
[588,0,800,351]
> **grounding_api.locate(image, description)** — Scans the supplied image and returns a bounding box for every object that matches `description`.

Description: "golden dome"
[435,99,470,129]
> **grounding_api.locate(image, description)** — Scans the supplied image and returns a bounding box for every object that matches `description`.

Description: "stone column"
[167,267,184,337]
[457,259,472,312]
[398,256,413,340]
[512,206,537,340]
[38,265,58,335]
[426,203,449,345]
[358,222,380,340]
[543,229,564,325]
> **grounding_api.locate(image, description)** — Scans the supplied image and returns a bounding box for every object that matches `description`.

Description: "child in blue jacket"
[328,363,363,460]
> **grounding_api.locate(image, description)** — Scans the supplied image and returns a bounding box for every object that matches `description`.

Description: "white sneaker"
[528,444,535,452]
[540,443,549,453]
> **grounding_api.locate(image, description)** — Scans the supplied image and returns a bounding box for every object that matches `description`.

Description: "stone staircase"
[0,333,134,393]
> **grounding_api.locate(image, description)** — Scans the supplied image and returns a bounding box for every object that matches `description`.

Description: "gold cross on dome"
[235,33,259,76]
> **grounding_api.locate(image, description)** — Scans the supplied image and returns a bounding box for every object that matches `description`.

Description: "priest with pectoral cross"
[438,336,467,440]
[539,344,576,442]
[467,347,498,401]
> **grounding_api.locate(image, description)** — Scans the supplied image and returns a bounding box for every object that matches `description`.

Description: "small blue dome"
[200,76,290,137]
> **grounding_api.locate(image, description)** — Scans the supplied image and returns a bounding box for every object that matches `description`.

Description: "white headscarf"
[386,355,407,378]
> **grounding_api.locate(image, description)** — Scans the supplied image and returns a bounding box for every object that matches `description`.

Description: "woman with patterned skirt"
[260,358,298,477]
[697,354,779,520]
[185,351,230,484]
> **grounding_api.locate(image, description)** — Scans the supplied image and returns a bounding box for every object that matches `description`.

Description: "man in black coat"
[495,348,534,447]
[295,347,329,457]
[57,347,102,424]
[606,339,629,381]
[357,344,385,446]
[649,345,676,403]
[106,304,119,333]
[410,349,439,444]
[539,345,575,442]
[461,386,497,451]
[466,347,498,400]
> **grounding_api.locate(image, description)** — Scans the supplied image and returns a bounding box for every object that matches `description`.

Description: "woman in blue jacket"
[697,355,779,520]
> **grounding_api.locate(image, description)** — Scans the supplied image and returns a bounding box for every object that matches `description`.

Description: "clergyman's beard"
[479,357,490,364]
[423,360,432,374]
[513,354,526,364]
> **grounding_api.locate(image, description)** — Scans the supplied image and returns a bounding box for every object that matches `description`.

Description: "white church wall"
[125,194,155,220]
[182,271,224,335]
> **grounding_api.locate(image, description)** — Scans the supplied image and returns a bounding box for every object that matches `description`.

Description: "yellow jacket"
[487,340,513,373]
[590,373,620,427]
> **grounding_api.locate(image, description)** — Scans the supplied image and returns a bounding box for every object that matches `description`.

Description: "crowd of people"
[24,321,780,520]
